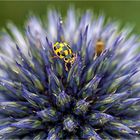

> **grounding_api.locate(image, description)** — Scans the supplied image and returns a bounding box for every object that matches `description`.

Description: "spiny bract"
[0,8,140,140]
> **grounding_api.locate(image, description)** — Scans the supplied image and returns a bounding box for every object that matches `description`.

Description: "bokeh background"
[0,1,140,34]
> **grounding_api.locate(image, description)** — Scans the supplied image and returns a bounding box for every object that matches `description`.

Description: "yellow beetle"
[53,42,77,71]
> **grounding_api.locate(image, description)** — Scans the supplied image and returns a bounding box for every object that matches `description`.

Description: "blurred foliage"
[0,1,140,34]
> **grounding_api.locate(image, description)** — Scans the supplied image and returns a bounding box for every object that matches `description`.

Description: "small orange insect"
[94,39,105,59]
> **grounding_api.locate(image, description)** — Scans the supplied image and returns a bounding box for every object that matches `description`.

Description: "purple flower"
[0,8,140,139]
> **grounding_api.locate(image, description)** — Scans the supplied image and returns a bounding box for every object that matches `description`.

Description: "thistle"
[0,8,140,139]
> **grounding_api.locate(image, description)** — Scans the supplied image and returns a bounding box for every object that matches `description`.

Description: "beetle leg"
[51,56,59,59]
[65,63,68,71]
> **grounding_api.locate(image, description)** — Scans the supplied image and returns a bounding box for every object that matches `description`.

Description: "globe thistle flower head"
[0,8,140,139]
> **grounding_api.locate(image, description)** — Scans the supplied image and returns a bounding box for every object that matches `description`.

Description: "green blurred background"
[0,1,140,34]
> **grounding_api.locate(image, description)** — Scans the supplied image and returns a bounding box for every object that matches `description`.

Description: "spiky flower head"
[0,8,140,139]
